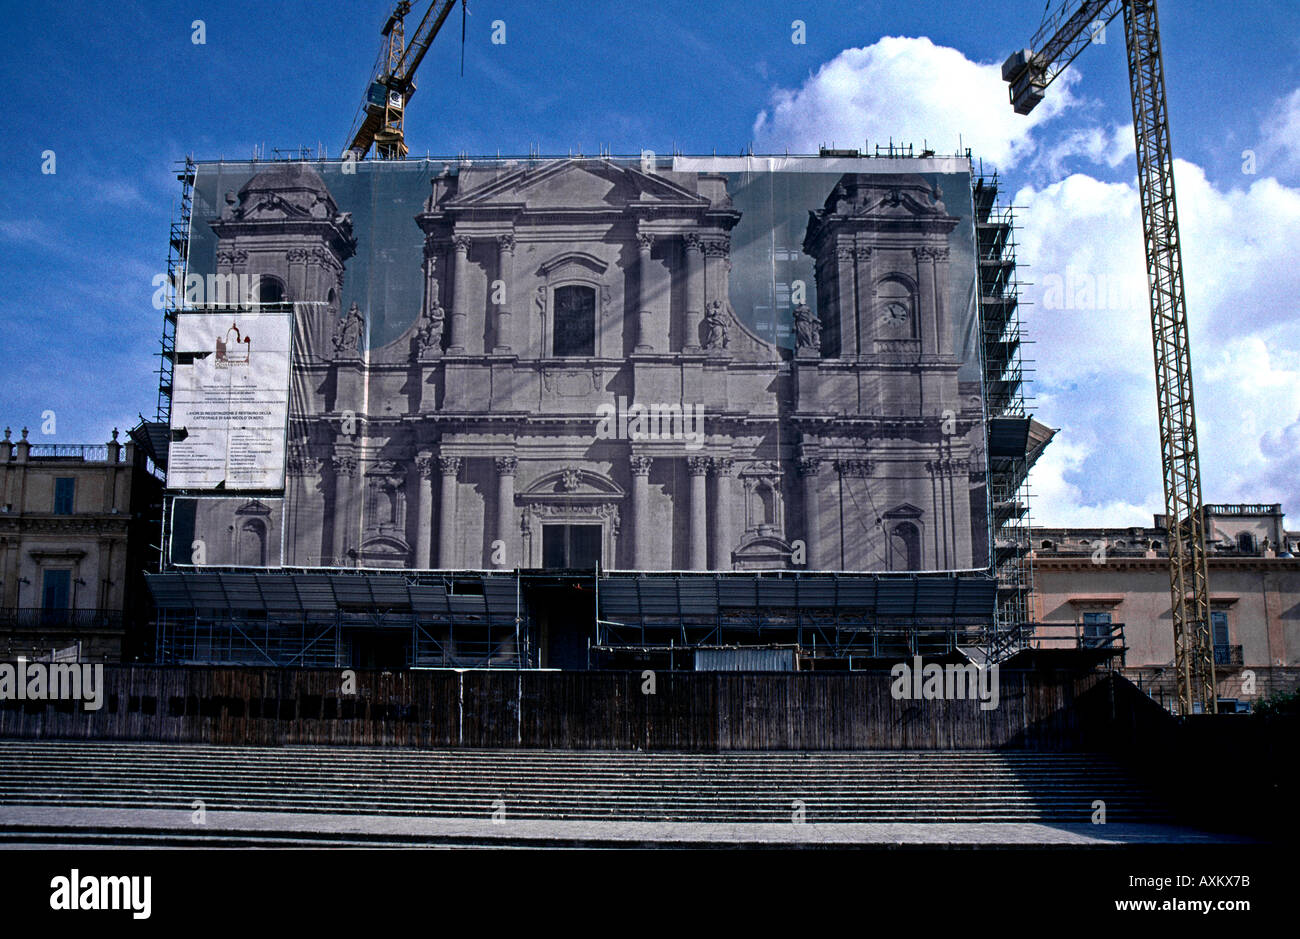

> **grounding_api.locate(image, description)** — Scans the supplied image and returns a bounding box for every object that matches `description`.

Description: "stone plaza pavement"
[0,805,1257,848]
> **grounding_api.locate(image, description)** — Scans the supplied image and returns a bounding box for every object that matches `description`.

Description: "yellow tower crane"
[1002,0,1216,714]
[344,0,463,160]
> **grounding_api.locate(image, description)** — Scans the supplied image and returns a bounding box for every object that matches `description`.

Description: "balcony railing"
[1032,621,1127,652]
[25,444,121,462]
[1203,503,1280,516]
[1214,644,1244,667]
[0,608,124,630]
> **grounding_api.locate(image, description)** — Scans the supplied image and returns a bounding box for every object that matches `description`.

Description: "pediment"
[239,193,316,221]
[519,466,624,499]
[359,534,410,554]
[444,159,709,212]
[884,502,925,519]
[538,251,607,278]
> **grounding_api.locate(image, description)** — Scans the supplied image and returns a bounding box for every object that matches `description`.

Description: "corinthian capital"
[834,459,872,478]
[686,455,710,476]
[701,237,730,259]
[797,457,821,477]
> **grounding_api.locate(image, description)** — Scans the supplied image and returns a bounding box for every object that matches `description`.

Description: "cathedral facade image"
[181,157,987,576]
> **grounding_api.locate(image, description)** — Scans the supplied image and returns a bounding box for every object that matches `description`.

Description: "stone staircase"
[0,740,1172,825]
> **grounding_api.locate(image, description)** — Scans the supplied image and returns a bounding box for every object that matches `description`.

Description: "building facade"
[186,159,987,576]
[0,427,161,661]
[1032,503,1300,708]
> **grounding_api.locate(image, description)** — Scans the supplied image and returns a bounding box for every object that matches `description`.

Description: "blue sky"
[2,0,1298,525]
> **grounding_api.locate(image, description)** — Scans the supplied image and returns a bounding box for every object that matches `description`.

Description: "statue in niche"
[333,301,365,355]
[794,304,821,353]
[703,300,730,350]
[417,290,445,357]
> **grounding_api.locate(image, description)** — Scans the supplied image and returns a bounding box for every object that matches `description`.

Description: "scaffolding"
[156,158,196,426]
[974,170,1037,660]
[149,568,995,670]
[151,568,526,668]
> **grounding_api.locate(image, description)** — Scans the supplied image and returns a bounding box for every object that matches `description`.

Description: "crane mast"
[1003,0,1216,715]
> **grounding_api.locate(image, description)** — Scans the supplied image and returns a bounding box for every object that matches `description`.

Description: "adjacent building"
[0,427,162,661]
[1032,503,1300,708]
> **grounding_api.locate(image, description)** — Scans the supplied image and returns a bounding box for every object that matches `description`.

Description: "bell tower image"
[207,164,359,567]
[207,163,356,355]
[798,173,975,570]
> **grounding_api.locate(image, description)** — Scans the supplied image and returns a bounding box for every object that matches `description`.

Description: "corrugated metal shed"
[694,648,796,672]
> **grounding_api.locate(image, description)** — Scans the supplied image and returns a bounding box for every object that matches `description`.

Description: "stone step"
[0,740,1170,824]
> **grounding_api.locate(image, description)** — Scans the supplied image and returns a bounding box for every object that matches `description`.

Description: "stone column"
[931,247,951,354]
[415,454,434,568]
[915,246,939,355]
[702,236,730,309]
[853,245,874,356]
[630,455,653,568]
[834,459,872,570]
[683,234,705,352]
[687,456,710,569]
[494,234,514,353]
[437,455,461,568]
[286,248,308,310]
[834,243,858,357]
[636,233,655,352]
[798,458,822,570]
[331,452,357,566]
[494,456,517,566]
[709,457,734,570]
[450,234,471,353]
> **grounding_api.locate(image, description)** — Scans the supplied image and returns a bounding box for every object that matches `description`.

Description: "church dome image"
[222,161,341,220]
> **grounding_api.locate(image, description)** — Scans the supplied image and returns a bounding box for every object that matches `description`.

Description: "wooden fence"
[0,665,1143,751]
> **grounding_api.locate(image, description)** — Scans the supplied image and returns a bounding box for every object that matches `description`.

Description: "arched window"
[876,276,917,338]
[553,284,596,356]
[259,276,286,308]
[890,521,921,571]
[238,518,267,567]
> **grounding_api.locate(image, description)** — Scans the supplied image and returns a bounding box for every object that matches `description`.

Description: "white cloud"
[1260,87,1300,175]
[1018,163,1300,524]
[1029,431,1159,528]
[1029,121,1133,177]
[753,41,1300,527]
[752,36,1079,166]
